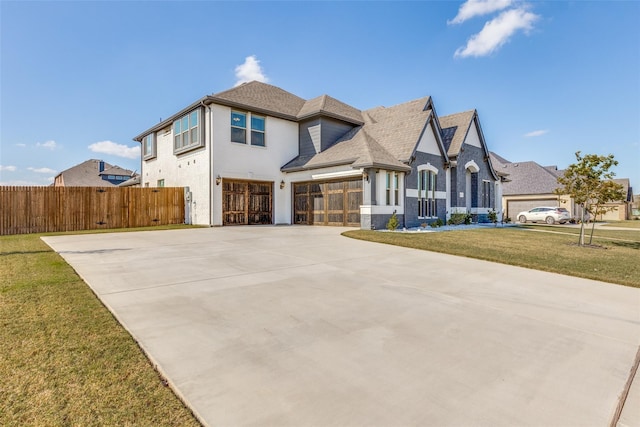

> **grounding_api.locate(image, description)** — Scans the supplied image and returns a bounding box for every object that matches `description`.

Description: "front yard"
[343,225,640,288]
[0,229,201,426]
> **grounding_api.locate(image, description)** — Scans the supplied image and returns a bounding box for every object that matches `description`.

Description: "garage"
[506,198,558,220]
[222,179,272,225]
[293,179,362,226]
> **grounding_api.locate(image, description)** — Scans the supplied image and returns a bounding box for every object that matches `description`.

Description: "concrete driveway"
[43,226,639,426]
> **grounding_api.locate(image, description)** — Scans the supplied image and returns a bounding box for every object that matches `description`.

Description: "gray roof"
[439,110,475,157]
[297,94,363,125]
[282,97,432,172]
[55,159,137,187]
[613,178,633,202]
[490,153,562,195]
[211,81,306,120]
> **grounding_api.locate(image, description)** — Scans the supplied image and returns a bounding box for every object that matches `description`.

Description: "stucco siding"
[141,120,211,225]
[211,104,299,226]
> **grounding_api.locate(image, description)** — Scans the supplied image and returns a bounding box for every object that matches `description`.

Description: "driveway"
[43,226,640,426]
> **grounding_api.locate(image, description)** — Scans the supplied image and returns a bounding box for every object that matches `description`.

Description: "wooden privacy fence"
[0,186,185,235]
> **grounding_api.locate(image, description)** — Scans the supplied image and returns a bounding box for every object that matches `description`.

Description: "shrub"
[448,213,467,225]
[386,212,399,231]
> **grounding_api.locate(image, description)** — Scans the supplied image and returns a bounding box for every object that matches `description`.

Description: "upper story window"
[251,115,265,146]
[173,109,203,154]
[142,133,156,160]
[231,111,247,143]
[231,111,266,147]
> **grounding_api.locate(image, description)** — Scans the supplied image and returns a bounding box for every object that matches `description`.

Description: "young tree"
[587,179,625,244]
[554,152,624,246]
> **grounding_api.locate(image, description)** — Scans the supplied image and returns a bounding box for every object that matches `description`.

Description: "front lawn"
[601,220,640,229]
[0,230,201,426]
[343,227,640,288]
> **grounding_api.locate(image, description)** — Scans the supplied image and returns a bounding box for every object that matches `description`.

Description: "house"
[489,153,632,221]
[53,159,137,187]
[133,81,501,228]
[594,178,633,221]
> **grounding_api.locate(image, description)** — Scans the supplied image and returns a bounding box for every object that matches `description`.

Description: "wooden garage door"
[223,180,272,225]
[293,179,362,226]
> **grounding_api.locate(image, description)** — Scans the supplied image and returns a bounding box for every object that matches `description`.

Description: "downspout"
[200,100,213,226]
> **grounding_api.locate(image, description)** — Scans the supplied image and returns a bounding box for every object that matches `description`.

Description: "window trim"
[251,114,265,147]
[142,133,156,160]
[231,110,247,144]
[417,169,438,219]
[173,108,204,155]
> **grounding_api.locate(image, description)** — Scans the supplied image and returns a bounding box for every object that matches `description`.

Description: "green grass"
[343,226,640,288]
[601,220,640,229]
[0,228,201,426]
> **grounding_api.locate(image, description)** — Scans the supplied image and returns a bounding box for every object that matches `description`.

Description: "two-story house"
[133,81,500,229]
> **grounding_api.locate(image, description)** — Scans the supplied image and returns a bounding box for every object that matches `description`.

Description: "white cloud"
[28,167,57,174]
[454,7,539,58]
[449,0,513,24]
[15,143,26,147]
[524,129,549,137]
[0,165,17,172]
[234,55,269,87]
[36,140,57,150]
[88,140,139,159]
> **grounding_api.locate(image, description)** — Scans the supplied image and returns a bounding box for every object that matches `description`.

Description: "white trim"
[464,160,480,173]
[407,189,447,199]
[311,169,363,180]
[361,205,404,215]
[417,163,438,173]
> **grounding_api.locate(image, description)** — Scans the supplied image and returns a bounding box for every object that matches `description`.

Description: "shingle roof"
[297,94,363,125]
[282,97,431,172]
[497,160,563,195]
[55,159,136,187]
[211,81,306,120]
[439,110,475,157]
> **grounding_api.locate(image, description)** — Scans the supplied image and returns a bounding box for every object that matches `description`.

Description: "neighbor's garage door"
[293,179,362,226]
[507,199,557,220]
[223,179,272,225]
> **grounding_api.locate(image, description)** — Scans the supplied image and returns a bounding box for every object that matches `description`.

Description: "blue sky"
[1,1,638,191]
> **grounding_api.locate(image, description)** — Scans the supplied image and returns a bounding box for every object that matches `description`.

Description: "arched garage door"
[293,179,362,226]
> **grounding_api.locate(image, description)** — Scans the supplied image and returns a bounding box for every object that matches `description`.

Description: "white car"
[517,207,570,225]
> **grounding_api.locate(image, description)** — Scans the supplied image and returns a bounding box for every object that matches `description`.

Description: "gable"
[464,121,482,149]
[415,121,442,156]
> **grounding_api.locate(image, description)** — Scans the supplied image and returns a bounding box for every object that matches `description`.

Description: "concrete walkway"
[43,226,640,426]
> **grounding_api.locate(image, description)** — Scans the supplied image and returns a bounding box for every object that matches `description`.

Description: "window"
[386,172,391,205]
[231,111,246,143]
[173,109,202,154]
[251,115,265,146]
[418,169,437,218]
[142,133,156,159]
[157,179,165,187]
[232,111,266,147]
[482,180,491,207]
[394,173,399,206]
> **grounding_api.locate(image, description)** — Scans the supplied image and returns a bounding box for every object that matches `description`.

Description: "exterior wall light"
[280,180,285,189]
[215,175,221,185]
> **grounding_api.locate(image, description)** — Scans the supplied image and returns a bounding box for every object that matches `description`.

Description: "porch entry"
[293,178,362,226]
[222,179,273,225]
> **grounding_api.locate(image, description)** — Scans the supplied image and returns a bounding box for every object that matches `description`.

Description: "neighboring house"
[489,153,632,221]
[133,81,501,228]
[594,178,633,221]
[489,152,578,220]
[53,159,137,187]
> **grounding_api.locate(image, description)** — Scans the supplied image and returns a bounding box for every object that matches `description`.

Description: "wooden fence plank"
[0,186,185,236]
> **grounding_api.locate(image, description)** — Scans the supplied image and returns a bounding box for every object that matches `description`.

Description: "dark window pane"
[231,128,246,143]
[251,131,265,146]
